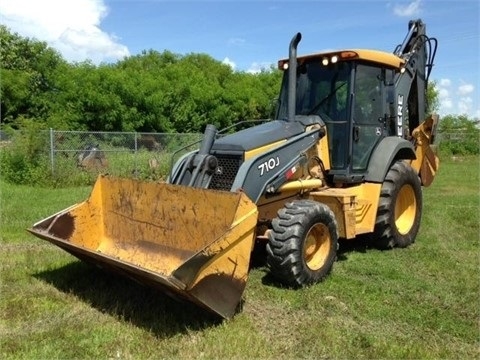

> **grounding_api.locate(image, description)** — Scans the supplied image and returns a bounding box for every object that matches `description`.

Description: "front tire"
[266,200,338,287]
[373,161,422,249]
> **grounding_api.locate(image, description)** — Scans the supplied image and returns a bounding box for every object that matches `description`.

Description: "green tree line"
[1,25,281,133]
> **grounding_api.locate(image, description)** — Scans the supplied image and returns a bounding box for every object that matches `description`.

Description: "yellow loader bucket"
[28,175,258,319]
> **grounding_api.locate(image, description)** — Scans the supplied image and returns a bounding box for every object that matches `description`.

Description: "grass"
[1,155,479,359]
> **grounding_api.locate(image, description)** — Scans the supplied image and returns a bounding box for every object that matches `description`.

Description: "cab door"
[351,64,386,171]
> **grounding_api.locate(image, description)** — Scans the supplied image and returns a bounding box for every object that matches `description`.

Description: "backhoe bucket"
[28,175,258,319]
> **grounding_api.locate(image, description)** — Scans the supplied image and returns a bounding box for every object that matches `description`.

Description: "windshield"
[277,60,352,169]
[277,60,351,121]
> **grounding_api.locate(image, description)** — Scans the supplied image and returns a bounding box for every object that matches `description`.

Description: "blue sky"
[1,0,478,119]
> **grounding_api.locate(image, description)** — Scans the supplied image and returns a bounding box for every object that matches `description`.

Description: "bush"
[0,120,53,186]
[437,115,479,156]
[438,134,479,155]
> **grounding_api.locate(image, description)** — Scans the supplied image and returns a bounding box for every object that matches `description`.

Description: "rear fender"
[365,137,416,183]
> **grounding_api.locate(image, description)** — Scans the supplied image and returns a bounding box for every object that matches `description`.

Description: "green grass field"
[1,156,479,359]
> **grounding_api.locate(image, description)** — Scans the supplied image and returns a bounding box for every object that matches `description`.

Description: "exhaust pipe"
[288,32,302,122]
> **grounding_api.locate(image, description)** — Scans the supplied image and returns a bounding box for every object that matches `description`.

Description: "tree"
[426,80,440,115]
[0,25,66,125]
[0,26,283,133]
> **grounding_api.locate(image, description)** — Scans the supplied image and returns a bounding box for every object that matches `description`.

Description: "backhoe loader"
[29,19,439,319]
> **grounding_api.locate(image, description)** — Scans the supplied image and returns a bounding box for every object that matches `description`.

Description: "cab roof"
[279,49,405,70]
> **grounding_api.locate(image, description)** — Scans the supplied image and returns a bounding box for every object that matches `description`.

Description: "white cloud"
[393,0,422,17]
[0,0,129,63]
[438,87,450,100]
[227,38,246,46]
[458,97,472,114]
[438,80,450,100]
[437,78,453,113]
[458,83,474,96]
[439,78,451,87]
[442,99,454,110]
[436,78,479,118]
[454,82,476,116]
[222,57,236,70]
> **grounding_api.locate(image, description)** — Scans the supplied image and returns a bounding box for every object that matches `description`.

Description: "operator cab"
[276,50,402,184]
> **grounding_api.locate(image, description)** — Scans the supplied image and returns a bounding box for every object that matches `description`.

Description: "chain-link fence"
[1,126,477,186]
[48,130,202,181]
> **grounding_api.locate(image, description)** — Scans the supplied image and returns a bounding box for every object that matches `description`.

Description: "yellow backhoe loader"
[29,19,439,319]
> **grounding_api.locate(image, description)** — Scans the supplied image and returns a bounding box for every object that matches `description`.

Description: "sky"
[0,0,479,119]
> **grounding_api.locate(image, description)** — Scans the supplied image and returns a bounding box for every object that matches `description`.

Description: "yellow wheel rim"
[303,223,331,271]
[395,184,416,235]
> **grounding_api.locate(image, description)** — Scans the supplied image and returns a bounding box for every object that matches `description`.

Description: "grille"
[209,155,243,191]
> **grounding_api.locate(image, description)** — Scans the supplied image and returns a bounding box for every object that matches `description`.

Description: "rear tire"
[373,161,422,249]
[266,200,338,287]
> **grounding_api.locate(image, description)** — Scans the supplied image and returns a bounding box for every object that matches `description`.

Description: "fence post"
[134,132,138,177]
[49,128,55,176]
